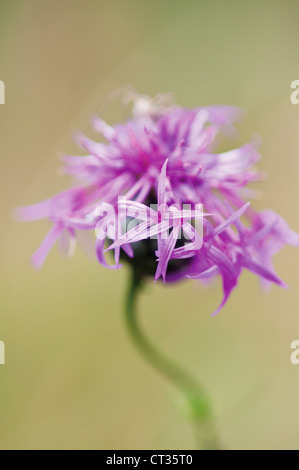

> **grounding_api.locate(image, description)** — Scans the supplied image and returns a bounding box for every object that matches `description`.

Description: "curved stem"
[124,269,219,450]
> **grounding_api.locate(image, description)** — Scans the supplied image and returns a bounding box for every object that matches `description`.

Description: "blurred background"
[0,0,299,450]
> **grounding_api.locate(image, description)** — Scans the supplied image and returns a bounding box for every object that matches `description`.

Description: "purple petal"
[188,265,220,280]
[155,224,181,282]
[95,238,120,270]
[92,116,116,140]
[244,258,287,288]
[207,246,242,316]
[205,203,250,241]
[15,199,52,221]
[31,224,64,269]
[158,159,168,208]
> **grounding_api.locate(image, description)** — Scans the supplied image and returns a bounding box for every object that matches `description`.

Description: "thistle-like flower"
[18,93,299,315]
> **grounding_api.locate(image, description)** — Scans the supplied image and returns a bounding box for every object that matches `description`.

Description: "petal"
[95,238,120,270]
[91,116,116,140]
[182,222,203,249]
[15,199,52,221]
[155,224,181,282]
[187,265,220,279]
[59,228,77,257]
[135,180,152,203]
[31,224,64,269]
[188,109,209,145]
[122,243,134,258]
[170,248,199,259]
[205,203,250,241]
[106,220,152,249]
[244,258,287,288]
[158,159,169,208]
[118,200,157,222]
[207,246,242,316]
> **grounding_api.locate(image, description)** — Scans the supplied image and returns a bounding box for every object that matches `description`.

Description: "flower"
[17,93,299,314]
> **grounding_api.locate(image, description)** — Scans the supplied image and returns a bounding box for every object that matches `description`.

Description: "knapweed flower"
[17,93,299,314]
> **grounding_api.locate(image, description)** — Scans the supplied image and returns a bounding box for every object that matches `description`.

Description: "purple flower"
[17,94,299,314]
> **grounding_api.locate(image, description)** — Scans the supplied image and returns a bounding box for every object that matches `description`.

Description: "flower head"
[17,93,299,314]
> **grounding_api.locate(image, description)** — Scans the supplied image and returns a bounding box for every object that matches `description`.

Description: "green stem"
[124,269,219,450]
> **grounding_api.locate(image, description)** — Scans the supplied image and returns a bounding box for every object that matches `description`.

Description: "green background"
[0,0,299,449]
